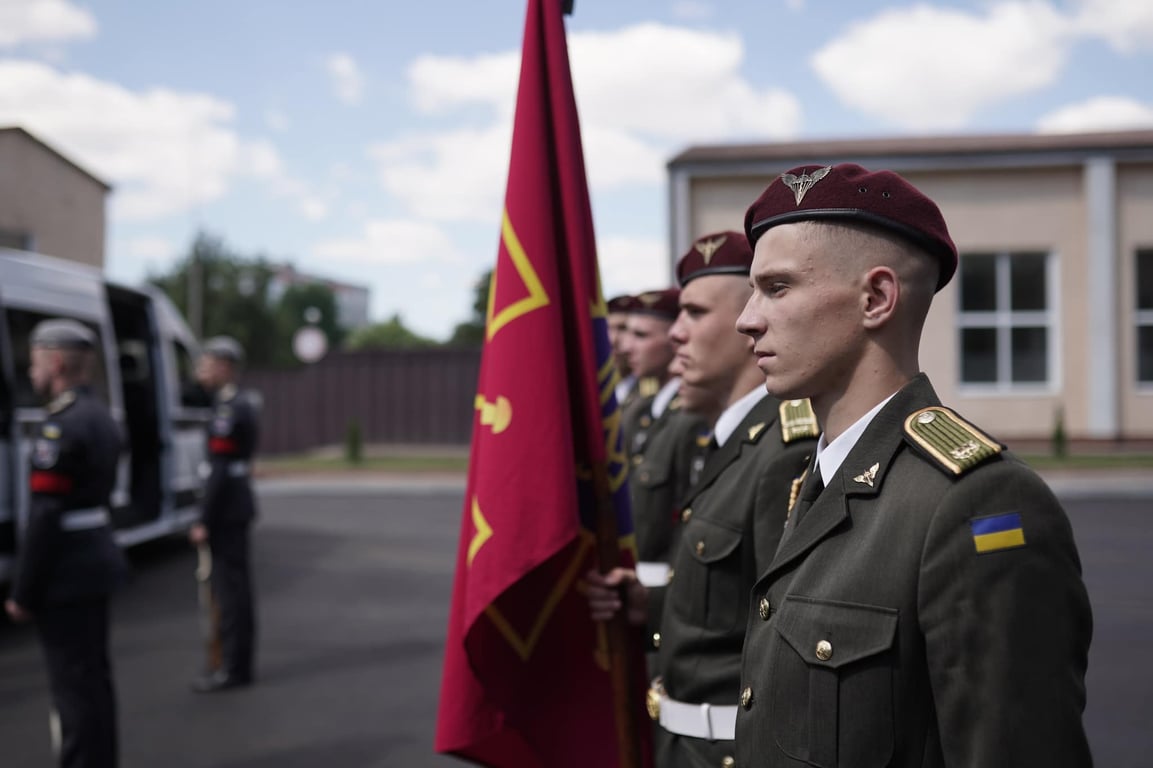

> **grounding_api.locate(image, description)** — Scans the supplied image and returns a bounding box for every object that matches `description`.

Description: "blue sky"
[2,0,1152,340]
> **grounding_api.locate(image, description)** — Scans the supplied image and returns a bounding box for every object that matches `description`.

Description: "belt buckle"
[646,677,664,722]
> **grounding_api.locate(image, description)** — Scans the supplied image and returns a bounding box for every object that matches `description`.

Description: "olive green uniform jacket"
[734,374,1092,768]
[630,402,710,565]
[653,394,815,768]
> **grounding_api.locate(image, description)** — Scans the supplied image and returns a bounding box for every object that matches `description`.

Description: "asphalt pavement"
[0,473,1149,767]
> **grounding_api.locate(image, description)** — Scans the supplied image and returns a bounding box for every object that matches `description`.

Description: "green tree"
[447,268,492,346]
[346,314,438,349]
[277,282,347,352]
[149,230,345,367]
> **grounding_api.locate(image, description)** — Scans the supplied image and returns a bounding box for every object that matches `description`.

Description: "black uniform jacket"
[201,384,260,529]
[11,387,127,609]
[652,393,814,768]
[735,374,1092,768]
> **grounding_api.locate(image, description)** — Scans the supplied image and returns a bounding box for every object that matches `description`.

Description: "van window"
[174,339,210,407]
[4,308,110,408]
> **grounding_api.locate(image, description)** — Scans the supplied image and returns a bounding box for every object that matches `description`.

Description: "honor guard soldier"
[587,232,817,768]
[619,288,681,459]
[6,318,127,768]
[734,164,1092,766]
[608,293,641,409]
[188,336,260,692]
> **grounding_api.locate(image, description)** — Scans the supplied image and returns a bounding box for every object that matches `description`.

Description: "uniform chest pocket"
[677,516,746,631]
[633,454,671,489]
[770,595,898,768]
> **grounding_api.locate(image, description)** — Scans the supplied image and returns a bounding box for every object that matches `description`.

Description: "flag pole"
[591,460,645,768]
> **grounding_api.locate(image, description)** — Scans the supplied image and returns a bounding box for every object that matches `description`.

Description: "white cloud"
[326,53,364,106]
[0,0,96,48]
[376,23,799,223]
[311,218,460,265]
[1036,95,1153,132]
[0,59,243,220]
[121,235,174,260]
[1072,0,1153,54]
[812,2,1072,131]
[370,125,512,224]
[597,234,670,296]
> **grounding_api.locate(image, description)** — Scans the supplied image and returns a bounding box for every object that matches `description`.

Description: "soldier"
[733,163,1092,766]
[188,336,261,693]
[608,293,640,408]
[619,288,680,462]
[5,319,127,768]
[587,232,817,768]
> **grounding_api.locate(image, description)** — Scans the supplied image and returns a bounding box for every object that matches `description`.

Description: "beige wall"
[0,130,106,267]
[1117,163,1153,436]
[683,163,1153,440]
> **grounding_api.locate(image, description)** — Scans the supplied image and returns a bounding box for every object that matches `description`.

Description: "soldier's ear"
[860,265,899,329]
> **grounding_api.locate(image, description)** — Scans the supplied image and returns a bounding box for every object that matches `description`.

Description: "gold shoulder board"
[779,399,819,444]
[904,406,1002,476]
[638,377,660,397]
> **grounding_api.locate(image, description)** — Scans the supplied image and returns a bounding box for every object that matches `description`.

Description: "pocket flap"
[775,595,897,669]
[684,516,743,564]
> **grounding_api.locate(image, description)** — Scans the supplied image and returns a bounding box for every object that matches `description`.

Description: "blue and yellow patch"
[971,512,1026,554]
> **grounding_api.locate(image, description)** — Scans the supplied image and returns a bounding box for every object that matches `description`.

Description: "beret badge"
[780,165,832,205]
[694,235,727,265]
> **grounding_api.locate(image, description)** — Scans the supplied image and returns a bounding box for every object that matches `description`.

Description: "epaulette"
[47,390,76,415]
[904,406,1002,476]
[779,399,819,443]
[638,377,660,398]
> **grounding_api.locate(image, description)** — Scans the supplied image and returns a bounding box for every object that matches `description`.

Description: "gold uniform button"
[739,686,753,710]
[681,507,693,523]
[640,415,652,427]
[816,640,833,661]
[721,758,735,768]
[639,471,651,483]
[758,597,771,621]
[631,455,643,466]
[695,540,706,556]
[652,632,661,649]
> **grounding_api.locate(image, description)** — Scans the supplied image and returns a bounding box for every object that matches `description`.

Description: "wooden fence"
[243,347,481,455]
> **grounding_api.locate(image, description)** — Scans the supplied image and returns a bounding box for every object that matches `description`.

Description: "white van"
[0,248,208,588]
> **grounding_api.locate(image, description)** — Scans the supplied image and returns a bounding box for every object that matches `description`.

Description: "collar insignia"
[694,235,727,265]
[747,422,766,442]
[853,462,879,487]
[780,166,832,205]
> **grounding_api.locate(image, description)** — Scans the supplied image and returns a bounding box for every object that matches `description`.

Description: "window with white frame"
[1138,249,1153,384]
[957,251,1053,387]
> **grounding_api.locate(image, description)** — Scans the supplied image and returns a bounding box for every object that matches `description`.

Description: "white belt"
[636,562,671,587]
[226,461,250,478]
[60,507,110,532]
[651,684,737,741]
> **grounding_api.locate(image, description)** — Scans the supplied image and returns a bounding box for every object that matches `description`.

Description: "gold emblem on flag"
[694,235,727,264]
[474,394,512,434]
[780,166,832,205]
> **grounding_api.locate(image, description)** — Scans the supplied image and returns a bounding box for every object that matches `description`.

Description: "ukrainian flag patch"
[971,512,1026,554]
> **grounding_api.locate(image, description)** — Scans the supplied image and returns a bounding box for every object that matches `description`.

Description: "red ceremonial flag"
[434,1,651,767]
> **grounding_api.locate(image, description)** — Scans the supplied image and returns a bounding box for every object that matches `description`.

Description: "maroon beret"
[632,288,680,321]
[744,163,958,291]
[675,230,754,287]
[607,294,640,313]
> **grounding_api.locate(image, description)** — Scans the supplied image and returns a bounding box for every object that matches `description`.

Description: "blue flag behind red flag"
[434,1,652,766]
